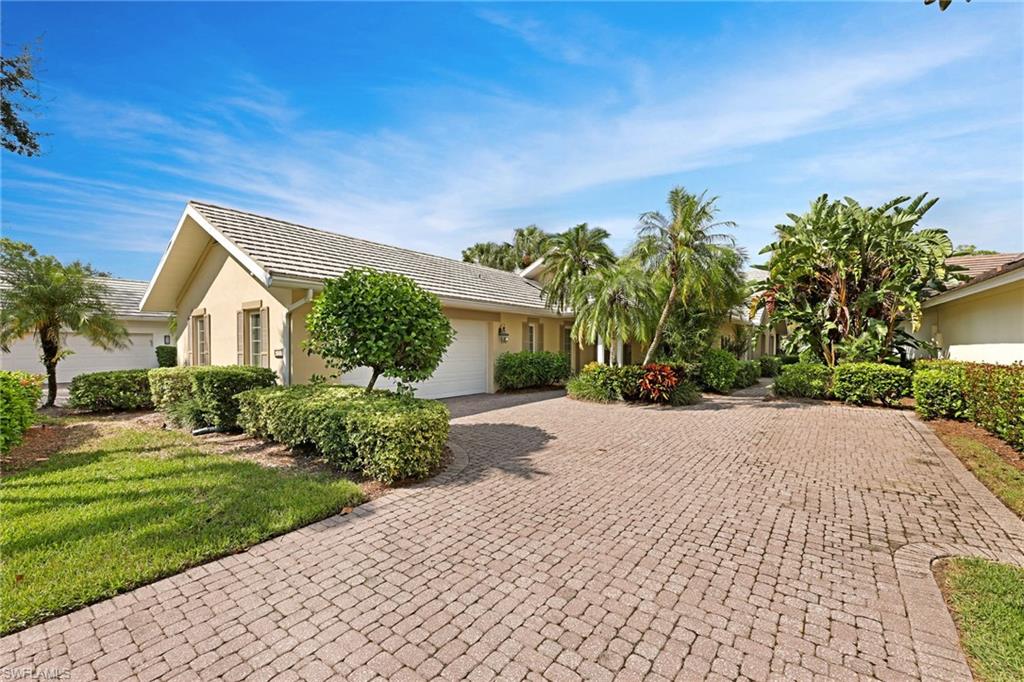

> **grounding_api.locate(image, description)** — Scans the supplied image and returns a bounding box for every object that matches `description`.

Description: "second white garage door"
[0,332,158,382]
[340,319,489,399]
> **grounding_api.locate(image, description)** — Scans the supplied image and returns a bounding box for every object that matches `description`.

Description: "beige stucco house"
[916,253,1024,364]
[140,201,588,398]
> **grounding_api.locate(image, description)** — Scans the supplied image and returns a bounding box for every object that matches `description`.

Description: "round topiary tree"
[305,268,455,392]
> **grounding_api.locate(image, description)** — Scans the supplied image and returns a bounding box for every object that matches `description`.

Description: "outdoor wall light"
[498,325,509,343]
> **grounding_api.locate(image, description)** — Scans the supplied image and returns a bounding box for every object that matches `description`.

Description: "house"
[1,277,173,381]
[916,252,1024,364]
[140,201,579,398]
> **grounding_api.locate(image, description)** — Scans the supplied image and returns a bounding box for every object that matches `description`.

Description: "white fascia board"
[923,267,1024,308]
[139,207,192,312]
[517,257,547,281]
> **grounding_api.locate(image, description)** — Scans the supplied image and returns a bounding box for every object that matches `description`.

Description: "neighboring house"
[1,277,173,382]
[140,202,576,398]
[916,252,1024,364]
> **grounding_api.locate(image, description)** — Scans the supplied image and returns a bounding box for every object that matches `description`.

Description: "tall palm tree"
[541,223,615,313]
[570,259,654,365]
[461,242,515,271]
[632,187,738,365]
[0,239,128,406]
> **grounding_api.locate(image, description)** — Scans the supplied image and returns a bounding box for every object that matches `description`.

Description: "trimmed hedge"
[733,360,760,389]
[774,362,832,399]
[913,368,967,420]
[699,349,739,393]
[495,351,571,391]
[149,366,277,429]
[832,363,912,407]
[759,356,782,378]
[155,345,177,368]
[0,371,43,453]
[567,363,699,406]
[68,369,153,412]
[237,385,449,483]
[914,360,1023,450]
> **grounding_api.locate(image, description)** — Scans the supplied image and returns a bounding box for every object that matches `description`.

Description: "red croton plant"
[638,363,678,403]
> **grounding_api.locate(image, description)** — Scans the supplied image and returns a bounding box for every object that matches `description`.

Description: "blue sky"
[2,1,1022,281]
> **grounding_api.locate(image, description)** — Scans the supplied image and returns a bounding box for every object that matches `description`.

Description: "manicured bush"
[237,385,449,483]
[638,364,678,403]
[832,362,912,406]
[913,368,967,420]
[733,360,760,389]
[155,345,177,368]
[774,362,833,399]
[0,371,42,453]
[759,356,782,377]
[495,351,571,391]
[567,363,627,402]
[958,362,1024,451]
[778,354,801,365]
[68,369,153,411]
[150,366,277,429]
[699,349,739,393]
[668,380,701,406]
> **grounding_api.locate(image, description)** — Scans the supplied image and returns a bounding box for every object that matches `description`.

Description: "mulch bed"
[929,418,1024,473]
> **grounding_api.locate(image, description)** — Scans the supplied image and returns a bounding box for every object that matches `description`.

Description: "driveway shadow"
[446,422,554,484]
[444,390,565,420]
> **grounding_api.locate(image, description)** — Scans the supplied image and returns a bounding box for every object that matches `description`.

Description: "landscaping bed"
[935,557,1024,682]
[0,415,365,635]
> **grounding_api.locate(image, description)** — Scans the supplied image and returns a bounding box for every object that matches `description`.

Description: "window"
[249,311,262,366]
[562,327,572,355]
[195,317,208,366]
[527,324,536,352]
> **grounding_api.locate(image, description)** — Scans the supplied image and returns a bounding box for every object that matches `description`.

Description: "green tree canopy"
[461,225,552,272]
[1,42,44,156]
[540,223,615,313]
[952,244,998,256]
[569,259,655,363]
[0,239,128,406]
[632,187,739,365]
[304,268,454,392]
[751,194,958,366]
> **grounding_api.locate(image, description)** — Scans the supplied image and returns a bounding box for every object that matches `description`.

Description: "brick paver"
[3,392,1023,681]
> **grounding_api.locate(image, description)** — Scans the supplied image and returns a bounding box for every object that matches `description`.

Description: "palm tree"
[632,187,738,365]
[461,242,515,271]
[0,239,128,406]
[511,225,550,270]
[570,259,654,365]
[541,223,615,313]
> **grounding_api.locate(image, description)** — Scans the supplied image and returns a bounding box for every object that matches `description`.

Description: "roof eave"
[924,261,1024,308]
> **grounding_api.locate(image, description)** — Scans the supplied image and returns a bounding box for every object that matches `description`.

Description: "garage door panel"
[339,319,488,399]
[1,332,157,381]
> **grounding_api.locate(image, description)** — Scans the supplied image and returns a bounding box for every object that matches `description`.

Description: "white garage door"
[340,319,488,399]
[1,333,158,382]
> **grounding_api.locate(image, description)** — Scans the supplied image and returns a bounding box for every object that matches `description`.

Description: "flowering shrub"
[638,364,678,403]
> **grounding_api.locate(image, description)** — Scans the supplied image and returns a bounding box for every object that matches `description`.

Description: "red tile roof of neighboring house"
[938,252,1024,297]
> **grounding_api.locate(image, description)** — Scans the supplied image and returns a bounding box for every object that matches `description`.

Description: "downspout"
[283,289,314,386]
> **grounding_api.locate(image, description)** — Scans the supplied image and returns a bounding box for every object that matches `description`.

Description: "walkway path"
[3,391,1023,681]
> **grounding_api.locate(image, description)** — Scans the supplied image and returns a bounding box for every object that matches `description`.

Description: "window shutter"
[538,324,545,352]
[184,318,192,366]
[522,322,529,351]
[237,311,244,365]
[260,306,270,368]
[204,314,212,365]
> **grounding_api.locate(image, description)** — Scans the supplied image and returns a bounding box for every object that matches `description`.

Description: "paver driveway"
[4,391,1024,681]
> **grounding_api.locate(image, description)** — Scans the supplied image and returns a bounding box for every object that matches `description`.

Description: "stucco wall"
[173,244,292,378]
[919,280,1024,364]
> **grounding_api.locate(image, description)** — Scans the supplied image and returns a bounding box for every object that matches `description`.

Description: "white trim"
[140,203,273,312]
[517,257,547,281]
[282,289,315,386]
[924,266,1024,308]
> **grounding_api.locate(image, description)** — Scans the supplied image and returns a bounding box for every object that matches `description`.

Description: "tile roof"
[946,253,1024,280]
[189,201,553,311]
[0,274,169,319]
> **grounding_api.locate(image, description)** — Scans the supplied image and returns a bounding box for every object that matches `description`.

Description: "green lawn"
[941,432,1024,519]
[941,558,1024,682]
[0,425,364,634]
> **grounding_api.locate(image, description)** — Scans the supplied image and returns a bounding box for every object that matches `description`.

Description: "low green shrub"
[778,354,801,365]
[155,345,177,368]
[733,360,760,389]
[759,356,782,377]
[774,362,833,399]
[913,368,967,420]
[832,363,912,406]
[494,351,571,391]
[68,370,153,412]
[237,385,449,483]
[668,380,701,406]
[150,366,277,429]
[699,349,739,393]
[567,363,627,402]
[958,362,1024,451]
[0,371,42,453]
[568,363,698,406]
